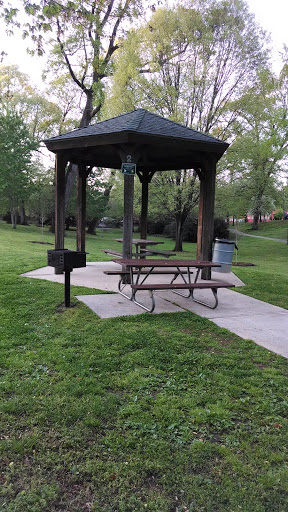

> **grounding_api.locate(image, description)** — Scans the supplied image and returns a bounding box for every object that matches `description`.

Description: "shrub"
[162,216,229,242]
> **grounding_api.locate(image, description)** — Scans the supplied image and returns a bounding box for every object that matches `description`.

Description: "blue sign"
[121,163,136,175]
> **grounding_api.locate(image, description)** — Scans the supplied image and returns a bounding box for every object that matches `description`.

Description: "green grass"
[229,225,288,309]
[0,221,288,511]
[236,219,288,240]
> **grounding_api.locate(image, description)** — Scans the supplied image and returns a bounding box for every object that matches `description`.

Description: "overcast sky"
[1,0,288,88]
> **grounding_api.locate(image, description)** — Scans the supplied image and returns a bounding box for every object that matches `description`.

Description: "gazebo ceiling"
[44,109,229,172]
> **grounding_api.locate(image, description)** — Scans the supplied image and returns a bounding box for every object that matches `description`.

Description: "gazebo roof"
[44,109,229,171]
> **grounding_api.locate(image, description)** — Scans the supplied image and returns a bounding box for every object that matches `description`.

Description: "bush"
[273,209,284,220]
[162,216,229,242]
[147,219,171,235]
[213,216,229,239]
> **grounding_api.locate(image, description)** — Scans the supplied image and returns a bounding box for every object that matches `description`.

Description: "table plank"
[112,258,221,268]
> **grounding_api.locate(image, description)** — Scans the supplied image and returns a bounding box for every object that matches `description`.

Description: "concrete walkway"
[22,262,288,359]
[230,228,287,243]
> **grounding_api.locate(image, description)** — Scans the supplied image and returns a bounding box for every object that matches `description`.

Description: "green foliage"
[273,208,284,220]
[107,0,269,132]
[0,64,63,140]
[218,63,288,226]
[0,107,38,226]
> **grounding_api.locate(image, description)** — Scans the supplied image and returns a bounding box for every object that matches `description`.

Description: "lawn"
[0,221,287,512]
[236,219,288,240]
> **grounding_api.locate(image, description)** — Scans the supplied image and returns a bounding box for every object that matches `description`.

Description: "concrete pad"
[21,261,245,290]
[22,261,288,358]
[21,262,122,292]
[76,292,185,318]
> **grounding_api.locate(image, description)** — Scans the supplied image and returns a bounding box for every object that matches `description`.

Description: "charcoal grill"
[47,249,86,307]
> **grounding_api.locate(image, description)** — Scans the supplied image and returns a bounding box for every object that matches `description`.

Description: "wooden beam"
[76,165,87,252]
[197,157,217,278]
[123,174,134,259]
[140,179,149,240]
[137,171,156,241]
[55,153,67,251]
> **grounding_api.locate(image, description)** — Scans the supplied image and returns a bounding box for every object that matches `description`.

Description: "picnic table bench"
[110,258,235,313]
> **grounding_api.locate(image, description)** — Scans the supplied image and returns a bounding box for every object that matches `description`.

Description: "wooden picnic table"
[114,238,168,258]
[111,258,235,313]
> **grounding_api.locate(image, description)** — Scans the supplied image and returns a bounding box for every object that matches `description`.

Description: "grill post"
[64,269,71,307]
[47,249,86,307]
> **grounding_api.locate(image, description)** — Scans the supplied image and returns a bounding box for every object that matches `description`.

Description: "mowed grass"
[236,219,288,240]
[0,221,288,512]
[229,227,288,310]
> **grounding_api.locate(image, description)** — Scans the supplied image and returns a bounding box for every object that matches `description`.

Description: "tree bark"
[173,216,184,251]
[252,212,260,230]
[19,200,28,225]
[87,217,98,235]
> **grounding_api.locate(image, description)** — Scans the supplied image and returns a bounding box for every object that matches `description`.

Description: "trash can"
[212,238,238,273]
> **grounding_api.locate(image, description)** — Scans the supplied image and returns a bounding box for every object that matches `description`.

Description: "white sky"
[1,0,288,89]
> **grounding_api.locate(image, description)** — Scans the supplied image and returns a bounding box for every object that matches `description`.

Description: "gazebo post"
[123,174,134,259]
[140,178,149,240]
[197,156,217,279]
[137,171,156,240]
[76,164,87,253]
[55,153,67,249]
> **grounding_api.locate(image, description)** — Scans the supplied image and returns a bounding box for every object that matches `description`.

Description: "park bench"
[102,249,122,257]
[139,248,176,258]
[130,281,235,312]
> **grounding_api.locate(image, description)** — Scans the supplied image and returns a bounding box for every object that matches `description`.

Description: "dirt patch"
[56,302,77,313]
[28,241,53,245]
[232,262,255,267]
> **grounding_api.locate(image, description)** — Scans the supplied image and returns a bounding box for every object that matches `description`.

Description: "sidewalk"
[22,262,288,359]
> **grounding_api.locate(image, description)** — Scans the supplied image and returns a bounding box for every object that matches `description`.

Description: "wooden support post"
[123,174,134,259]
[76,165,87,253]
[197,157,217,279]
[54,154,67,274]
[140,178,149,240]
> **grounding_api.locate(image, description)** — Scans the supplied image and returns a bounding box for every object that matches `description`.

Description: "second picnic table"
[114,238,175,258]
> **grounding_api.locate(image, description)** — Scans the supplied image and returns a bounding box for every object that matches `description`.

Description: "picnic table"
[110,258,235,313]
[114,238,176,258]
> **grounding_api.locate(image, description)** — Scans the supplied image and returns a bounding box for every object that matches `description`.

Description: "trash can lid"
[214,238,236,245]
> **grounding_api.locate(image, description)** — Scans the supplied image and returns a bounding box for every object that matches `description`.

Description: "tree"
[1,0,147,206]
[0,64,63,140]
[27,169,55,230]
[105,0,269,248]
[0,107,38,228]
[223,67,288,229]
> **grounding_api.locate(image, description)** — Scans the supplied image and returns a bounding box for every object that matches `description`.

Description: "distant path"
[230,228,287,243]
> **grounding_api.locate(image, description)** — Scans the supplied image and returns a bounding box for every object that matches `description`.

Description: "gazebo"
[44,109,228,266]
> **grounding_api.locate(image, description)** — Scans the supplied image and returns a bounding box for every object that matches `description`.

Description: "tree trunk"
[50,214,55,233]
[19,200,28,225]
[173,216,184,252]
[252,211,260,230]
[65,90,94,210]
[87,217,98,235]
[10,209,17,229]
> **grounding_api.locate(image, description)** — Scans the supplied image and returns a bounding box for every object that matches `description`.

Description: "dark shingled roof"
[45,109,226,145]
[44,109,229,171]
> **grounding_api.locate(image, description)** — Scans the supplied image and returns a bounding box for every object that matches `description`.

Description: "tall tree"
[224,67,288,229]
[0,107,38,228]
[105,0,269,248]
[1,0,147,204]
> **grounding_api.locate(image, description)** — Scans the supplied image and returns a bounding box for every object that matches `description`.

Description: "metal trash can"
[212,238,238,273]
